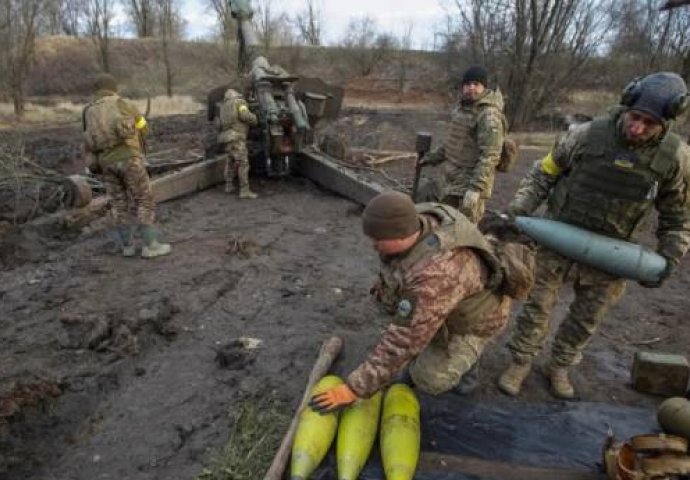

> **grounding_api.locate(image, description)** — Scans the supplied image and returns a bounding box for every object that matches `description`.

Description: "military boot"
[545,362,575,399]
[497,359,532,397]
[224,180,236,194]
[239,186,257,199]
[140,225,172,259]
[116,225,136,257]
[454,361,480,395]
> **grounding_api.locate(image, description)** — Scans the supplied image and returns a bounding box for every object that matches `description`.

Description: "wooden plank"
[150,157,225,203]
[296,147,386,205]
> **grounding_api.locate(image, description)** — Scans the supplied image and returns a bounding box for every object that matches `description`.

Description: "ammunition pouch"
[604,433,690,480]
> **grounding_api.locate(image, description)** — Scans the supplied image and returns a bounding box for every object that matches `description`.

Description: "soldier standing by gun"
[217,88,259,199]
[420,65,508,223]
[498,72,690,399]
[82,74,171,259]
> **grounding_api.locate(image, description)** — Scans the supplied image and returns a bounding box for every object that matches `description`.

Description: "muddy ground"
[1,110,689,479]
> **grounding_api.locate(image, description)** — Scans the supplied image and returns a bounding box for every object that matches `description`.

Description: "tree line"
[0,0,688,128]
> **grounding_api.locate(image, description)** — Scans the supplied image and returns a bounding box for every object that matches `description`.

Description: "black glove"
[638,258,675,289]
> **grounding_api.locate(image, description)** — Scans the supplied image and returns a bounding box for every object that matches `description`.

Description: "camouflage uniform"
[425,89,506,222]
[217,89,258,194]
[347,204,511,398]
[507,109,690,367]
[82,90,153,225]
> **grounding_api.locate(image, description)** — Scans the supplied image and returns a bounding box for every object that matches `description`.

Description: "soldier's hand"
[462,190,480,213]
[418,153,432,166]
[308,383,358,414]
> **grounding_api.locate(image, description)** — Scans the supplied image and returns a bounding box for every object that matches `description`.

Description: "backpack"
[83,95,136,153]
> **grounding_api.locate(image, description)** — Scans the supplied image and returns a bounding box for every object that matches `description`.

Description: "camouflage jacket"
[217,90,257,141]
[426,89,506,197]
[510,109,690,266]
[346,217,511,398]
[82,90,148,167]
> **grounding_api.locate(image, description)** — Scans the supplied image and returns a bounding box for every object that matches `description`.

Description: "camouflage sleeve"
[237,100,258,126]
[508,123,587,215]
[469,108,504,193]
[346,248,486,398]
[117,98,149,139]
[656,143,690,266]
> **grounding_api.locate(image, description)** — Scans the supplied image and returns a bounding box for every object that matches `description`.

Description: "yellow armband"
[540,152,562,176]
[135,116,147,130]
[238,104,249,114]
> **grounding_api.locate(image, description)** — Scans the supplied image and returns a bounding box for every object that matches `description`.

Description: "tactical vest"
[218,96,249,141]
[443,93,506,196]
[374,203,504,336]
[83,94,137,154]
[548,116,682,240]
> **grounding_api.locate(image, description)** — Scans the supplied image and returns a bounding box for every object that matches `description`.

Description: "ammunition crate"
[631,351,690,397]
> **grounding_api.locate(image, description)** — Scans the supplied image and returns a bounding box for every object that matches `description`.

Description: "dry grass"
[197,394,290,480]
[512,131,557,149]
[131,95,203,117]
[0,95,202,128]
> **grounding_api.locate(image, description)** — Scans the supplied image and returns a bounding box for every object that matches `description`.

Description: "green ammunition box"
[632,351,690,396]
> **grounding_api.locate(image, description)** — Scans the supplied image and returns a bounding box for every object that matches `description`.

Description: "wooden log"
[262,336,344,480]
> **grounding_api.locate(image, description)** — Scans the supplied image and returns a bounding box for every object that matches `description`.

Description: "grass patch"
[132,95,203,118]
[512,131,557,149]
[197,393,291,480]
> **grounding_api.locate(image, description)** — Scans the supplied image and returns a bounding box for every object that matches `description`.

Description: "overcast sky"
[179,0,450,50]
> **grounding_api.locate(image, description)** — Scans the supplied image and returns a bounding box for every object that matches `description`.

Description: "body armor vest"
[218,95,249,139]
[375,203,504,335]
[548,116,682,240]
[83,94,138,154]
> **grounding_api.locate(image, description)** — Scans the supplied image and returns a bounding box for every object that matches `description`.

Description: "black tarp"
[310,391,658,479]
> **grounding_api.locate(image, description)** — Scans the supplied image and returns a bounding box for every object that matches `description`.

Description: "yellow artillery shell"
[337,391,383,480]
[291,375,343,480]
[380,384,420,480]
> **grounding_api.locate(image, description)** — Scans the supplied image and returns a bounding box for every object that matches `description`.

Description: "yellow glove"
[308,383,359,414]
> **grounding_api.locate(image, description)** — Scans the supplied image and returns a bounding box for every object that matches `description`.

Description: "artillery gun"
[207,0,343,177]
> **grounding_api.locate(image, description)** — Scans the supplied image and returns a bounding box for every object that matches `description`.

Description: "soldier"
[498,72,690,399]
[82,74,171,259]
[421,65,506,223]
[308,191,522,413]
[217,88,258,199]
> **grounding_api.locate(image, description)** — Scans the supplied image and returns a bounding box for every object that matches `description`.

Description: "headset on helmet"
[621,75,689,120]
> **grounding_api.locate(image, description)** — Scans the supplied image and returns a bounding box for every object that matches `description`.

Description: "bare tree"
[610,1,690,83]
[447,0,612,129]
[86,0,114,72]
[207,0,237,70]
[43,0,65,34]
[341,16,394,76]
[395,22,414,102]
[61,0,87,35]
[155,0,183,96]
[294,0,321,46]
[0,0,42,116]
[124,0,157,37]
[254,0,293,50]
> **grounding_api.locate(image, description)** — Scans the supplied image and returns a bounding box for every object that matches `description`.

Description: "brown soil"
[1,109,688,479]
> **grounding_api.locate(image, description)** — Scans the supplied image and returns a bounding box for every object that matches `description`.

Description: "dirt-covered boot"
[116,225,136,257]
[545,362,575,399]
[239,186,257,199]
[498,359,532,397]
[140,225,172,259]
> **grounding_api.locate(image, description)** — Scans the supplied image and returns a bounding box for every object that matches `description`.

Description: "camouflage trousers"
[102,156,155,225]
[508,247,626,367]
[223,139,250,188]
[410,332,489,395]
